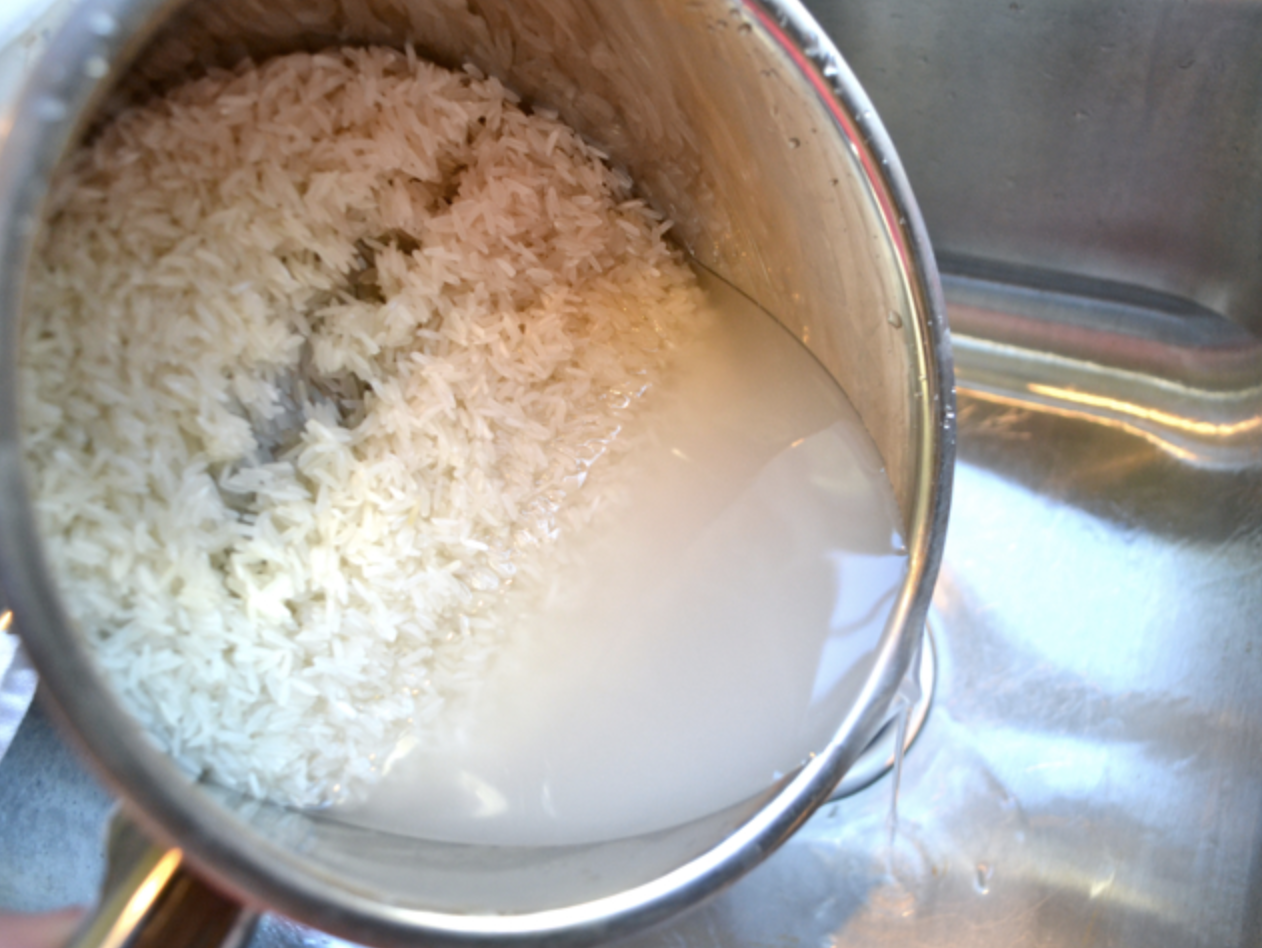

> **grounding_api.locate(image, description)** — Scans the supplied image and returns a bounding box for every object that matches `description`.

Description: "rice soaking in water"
[20,45,907,841]
[339,273,906,844]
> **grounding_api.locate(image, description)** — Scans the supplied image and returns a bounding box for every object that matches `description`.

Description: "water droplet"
[788,137,801,150]
[869,822,931,918]
[887,311,903,329]
[84,56,109,79]
[87,11,118,36]
[737,22,752,34]
[974,862,993,894]
[34,96,67,122]
[869,877,916,917]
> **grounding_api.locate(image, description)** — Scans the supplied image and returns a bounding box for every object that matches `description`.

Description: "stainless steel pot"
[0,0,954,944]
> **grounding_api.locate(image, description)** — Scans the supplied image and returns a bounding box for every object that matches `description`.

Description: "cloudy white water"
[336,274,907,845]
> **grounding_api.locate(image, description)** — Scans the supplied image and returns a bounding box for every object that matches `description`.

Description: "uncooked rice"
[20,46,703,807]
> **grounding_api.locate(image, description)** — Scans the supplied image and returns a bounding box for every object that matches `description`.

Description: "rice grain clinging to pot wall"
[20,46,705,808]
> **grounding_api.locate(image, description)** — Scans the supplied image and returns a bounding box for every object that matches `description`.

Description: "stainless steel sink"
[3,1,1261,945]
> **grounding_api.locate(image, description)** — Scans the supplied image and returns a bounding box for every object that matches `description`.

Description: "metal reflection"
[1024,383,1262,439]
[957,386,1205,466]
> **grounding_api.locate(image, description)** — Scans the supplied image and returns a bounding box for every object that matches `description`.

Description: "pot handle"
[68,809,258,948]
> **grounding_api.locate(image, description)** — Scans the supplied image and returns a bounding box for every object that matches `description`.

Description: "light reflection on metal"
[118,849,183,927]
[953,320,1262,468]
[1024,383,1262,439]
[85,847,184,948]
[957,385,1204,465]
[944,262,1262,470]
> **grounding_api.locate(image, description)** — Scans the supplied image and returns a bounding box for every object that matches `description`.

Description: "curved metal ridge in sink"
[944,267,1262,469]
[939,254,1262,366]
[953,339,1262,468]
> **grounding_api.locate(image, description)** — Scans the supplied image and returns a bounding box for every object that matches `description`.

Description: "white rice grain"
[21,47,703,808]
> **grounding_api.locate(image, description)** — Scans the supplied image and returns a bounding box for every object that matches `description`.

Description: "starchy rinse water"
[336,273,908,845]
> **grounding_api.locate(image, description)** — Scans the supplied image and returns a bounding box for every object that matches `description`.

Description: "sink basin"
[3,1,1261,945]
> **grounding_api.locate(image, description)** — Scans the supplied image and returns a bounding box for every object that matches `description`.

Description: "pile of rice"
[21,46,703,807]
